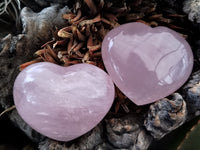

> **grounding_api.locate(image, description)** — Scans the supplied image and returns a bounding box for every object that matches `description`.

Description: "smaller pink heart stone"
[13,62,115,141]
[102,22,193,105]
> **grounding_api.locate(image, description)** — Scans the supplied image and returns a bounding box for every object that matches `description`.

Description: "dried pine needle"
[0,105,16,117]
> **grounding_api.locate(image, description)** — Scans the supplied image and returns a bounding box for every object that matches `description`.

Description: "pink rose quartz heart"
[102,22,193,105]
[13,62,115,141]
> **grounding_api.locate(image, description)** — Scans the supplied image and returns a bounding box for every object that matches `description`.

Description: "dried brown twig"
[0,105,16,117]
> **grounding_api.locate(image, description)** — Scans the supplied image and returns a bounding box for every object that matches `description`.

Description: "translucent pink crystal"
[102,22,193,105]
[13,62,115,141]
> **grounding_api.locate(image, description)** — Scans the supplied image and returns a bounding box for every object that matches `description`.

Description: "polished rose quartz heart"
[13,62,115,141]
[102,22,193,105]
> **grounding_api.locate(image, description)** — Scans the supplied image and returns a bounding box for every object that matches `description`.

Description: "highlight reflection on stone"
[102,22,193,105]
[13,62,115,141]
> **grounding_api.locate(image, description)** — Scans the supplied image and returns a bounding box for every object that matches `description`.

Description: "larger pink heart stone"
[102,22,193,105]
[13,62,115,141]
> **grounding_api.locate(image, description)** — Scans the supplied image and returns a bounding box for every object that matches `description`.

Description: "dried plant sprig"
[20,0,187,68]
[0,0,12,15]
[0,0,21,24]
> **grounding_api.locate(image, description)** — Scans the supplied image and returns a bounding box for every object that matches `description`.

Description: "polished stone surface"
[102,22,193,105]
[13,62,115,141]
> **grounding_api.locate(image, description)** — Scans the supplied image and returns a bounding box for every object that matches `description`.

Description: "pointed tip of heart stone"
[102,22,193,105]
[13,62,115,141]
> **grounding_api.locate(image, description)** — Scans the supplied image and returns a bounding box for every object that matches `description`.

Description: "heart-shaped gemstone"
[102,22,193,105]
[13,62,115,141]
